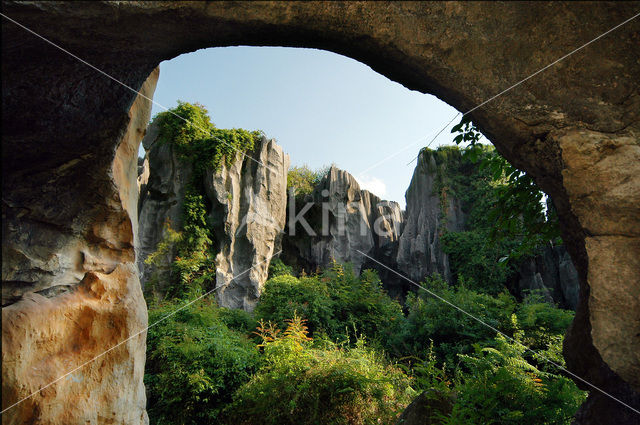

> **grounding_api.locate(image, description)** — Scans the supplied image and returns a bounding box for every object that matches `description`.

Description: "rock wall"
[396,150,466,284]
[512,244,580,309]
[137,121,193,291]
[1,69,158,425]
[281,165,404,291]
[138,127,289,311]
[205,138,290,311]
[3,2,638,422]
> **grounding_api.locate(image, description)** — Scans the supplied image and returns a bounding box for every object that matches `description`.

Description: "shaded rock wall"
[2,2,638,422]
[137,127,289,310]
[513,244,580,309]
[281,165,404,292]
[396,150,465,284]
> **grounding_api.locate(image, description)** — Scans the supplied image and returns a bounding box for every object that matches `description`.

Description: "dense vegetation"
[144,108,585,424]
[145,262,584,425]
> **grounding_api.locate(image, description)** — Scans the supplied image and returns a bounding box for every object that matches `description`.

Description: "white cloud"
[356,175,387,197]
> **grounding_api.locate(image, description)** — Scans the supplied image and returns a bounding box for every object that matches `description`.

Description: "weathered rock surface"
[512,244,580,309]
[137,120,193,291]
[3,2,639,422]
[205,138,290,311]
[396,150,465,284]
[281,165,404,289]
[2,68,158,425]
[137,129,289,310]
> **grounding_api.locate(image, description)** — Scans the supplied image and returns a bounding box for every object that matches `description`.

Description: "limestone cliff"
[396,150,466,284]
[281,165,405,293]
[512,244,580,310]
[204,138,289,311]
[138,125,289,311]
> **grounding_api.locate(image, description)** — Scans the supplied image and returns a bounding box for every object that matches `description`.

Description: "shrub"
[287,165,329,197]
[268,257,294,278]
[391,275,516,364]
[445,330,586,425]
[254,274,335,338]
[145,299,261,424]
[223,315,413,425]
[255,262,404,349]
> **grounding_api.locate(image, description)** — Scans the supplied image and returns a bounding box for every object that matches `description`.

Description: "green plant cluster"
[448,115,561,259]
[254,262,404,348]
[145,299,261,424]
[223,314,413,425]
[287,164,330,197]
[145,261,585,425]
[154,101,261,180]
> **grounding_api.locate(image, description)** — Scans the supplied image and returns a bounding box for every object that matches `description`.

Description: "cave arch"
[2,2,639,423]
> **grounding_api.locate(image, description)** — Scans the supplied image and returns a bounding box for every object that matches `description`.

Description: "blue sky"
[146,46,461,208]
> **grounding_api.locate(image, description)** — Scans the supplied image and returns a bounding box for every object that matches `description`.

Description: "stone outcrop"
[2,68,158,425]
[281,165,404,291]
[3,2,638,422]
[137,125,289,311]
[396,150,465,284]
[512,244,580,309]
[204,138,290,311]
[137,121,192,291]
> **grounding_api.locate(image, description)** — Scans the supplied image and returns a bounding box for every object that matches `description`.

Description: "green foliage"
[287,164,329,197]
[155,101,260,180]
[268,257,294,278]
[445,331,586,425]
[441,230,516,295]
[391,275,517,365]
[449,115,561,261]
[171,189,216,299]
[145,299,261,425]
[255,262,404,349]
[515,294,575,356]
[223,315,413,425]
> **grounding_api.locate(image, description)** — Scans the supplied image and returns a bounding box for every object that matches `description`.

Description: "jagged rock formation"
[204,138,290,311]
[138,124,289,311]
[512,244,580,309]
[396,150,466,284]
[3,2,638,422]
[281,165,404,290]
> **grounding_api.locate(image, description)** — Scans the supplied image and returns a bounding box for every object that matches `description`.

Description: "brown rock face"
[2,1,639,423]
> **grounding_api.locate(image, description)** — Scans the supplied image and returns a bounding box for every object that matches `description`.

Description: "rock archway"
[2,2,639,423]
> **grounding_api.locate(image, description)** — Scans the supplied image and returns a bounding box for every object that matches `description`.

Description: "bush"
[254,273,335,337]
[446,330,586,425]
[145,299,261,424]
[254,262,404,349]
[391,275,516,365]
[287,165,329,197]
[223,315,413,425]
[268,257,294,278]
